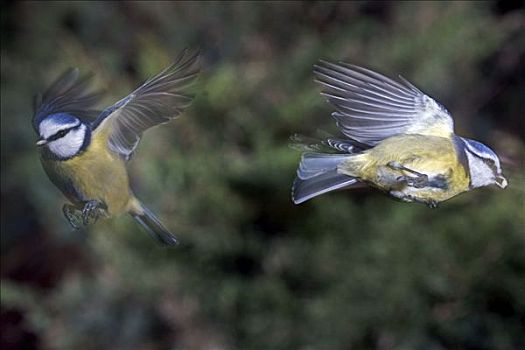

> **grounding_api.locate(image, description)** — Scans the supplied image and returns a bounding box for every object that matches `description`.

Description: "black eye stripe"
[47,124,80,141]
[483,157,500,173]
[48,129,69,141]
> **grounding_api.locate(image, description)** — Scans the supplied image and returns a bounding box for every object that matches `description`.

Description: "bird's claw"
[426,200,438,209]
[81,200,107,225]
[63,204,83,230]
[410,195,438,208]
[389,191,438,208]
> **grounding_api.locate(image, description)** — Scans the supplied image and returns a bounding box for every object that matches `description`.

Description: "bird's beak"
[495,176,508,189]
[36,138,47,146]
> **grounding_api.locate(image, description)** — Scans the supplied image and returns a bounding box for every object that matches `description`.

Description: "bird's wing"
[33,68,102,131]
[92,49,200,160]
[314,61,454,146]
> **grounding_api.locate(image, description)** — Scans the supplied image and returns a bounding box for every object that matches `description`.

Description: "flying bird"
[33,50,200,245]
[292,61,507,207]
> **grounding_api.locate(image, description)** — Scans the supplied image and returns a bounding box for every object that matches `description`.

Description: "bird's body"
[338,134,470,204]
[33,50,200,245]
[40,124,131,216]
[292,61,506,206]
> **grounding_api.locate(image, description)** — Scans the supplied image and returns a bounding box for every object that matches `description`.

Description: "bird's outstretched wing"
[314,61,454,146]
[33,68,102,131]
[92,49,200,160]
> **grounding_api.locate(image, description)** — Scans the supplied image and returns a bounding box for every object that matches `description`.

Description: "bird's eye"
[48,129,70,141]
[485,158,497,170]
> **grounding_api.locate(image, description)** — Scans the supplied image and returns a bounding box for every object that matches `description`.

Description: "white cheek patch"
[48,124,87,158]
[466,151,494,188]
[39,118,80,139]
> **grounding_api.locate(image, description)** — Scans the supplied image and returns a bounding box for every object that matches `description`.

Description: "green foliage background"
[1,2,524,349]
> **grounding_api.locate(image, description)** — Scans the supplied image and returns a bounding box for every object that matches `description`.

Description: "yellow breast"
[51,131,131,216]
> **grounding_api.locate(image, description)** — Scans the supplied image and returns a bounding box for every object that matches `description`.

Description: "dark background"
[1,1,524,350]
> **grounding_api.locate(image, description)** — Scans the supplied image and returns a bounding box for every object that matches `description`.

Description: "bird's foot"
[426,200,439,209]
[82,200,107,225]
[389,191,438,208]
[397,174,429,189]
[408,196,439,208]
[63,204,83,230]
[388,161,429,188]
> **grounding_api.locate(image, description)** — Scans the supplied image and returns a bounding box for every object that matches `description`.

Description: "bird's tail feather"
[292,152,359,204]
[130,201,178,246]
[297,153,350,180]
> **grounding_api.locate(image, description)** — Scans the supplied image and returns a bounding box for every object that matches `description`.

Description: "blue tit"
[33,50,200,245]
[292,61,507,207]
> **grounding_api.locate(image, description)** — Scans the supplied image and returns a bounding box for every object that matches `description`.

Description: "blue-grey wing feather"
[93,49,200,160]
[33,68,102,131]
[314,61,454,146]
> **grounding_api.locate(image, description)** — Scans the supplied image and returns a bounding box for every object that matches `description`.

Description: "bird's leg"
[81,200,108,225]
[377,166,404,188]
[62,204,83,230]
[387,161,429,189]
[389,192,438,208]
[389,190,414,202]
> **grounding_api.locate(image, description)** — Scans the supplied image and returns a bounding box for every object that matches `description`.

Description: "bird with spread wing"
[33,50,200,245]
[292,61,507,207]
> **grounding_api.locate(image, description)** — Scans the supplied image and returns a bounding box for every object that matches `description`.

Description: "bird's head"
[462,138,507,189]
[36,113,90,160]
